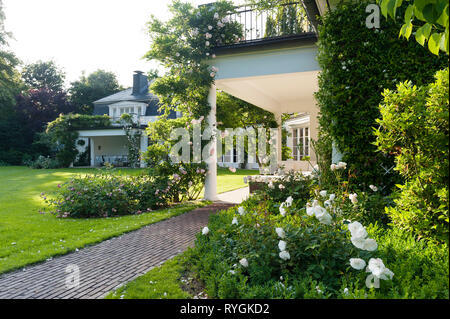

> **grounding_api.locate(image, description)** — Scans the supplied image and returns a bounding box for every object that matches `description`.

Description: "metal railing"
[222,2,314,46]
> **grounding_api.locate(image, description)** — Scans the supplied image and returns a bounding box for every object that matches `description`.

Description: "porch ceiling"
[215,70,319,114]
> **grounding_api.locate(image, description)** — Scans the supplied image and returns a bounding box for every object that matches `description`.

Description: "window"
[292,127,309,160]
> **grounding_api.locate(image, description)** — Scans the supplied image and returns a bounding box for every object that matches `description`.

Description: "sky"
[2,0,213,88]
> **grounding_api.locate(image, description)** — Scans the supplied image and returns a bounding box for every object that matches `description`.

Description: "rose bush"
[40,168,204,218]
[184,161,448,298]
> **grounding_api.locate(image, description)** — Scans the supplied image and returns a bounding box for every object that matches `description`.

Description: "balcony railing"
[220,2,314,46]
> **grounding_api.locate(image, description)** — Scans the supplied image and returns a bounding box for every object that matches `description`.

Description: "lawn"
[0,166,256,274]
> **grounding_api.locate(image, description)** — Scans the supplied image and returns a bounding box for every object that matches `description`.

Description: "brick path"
[0,202,234,299]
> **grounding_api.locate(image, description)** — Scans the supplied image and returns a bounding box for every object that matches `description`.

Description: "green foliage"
[26,155,60,169]
[379,0,449,55]
[119,113,142,168]
[250,170,313,205]
[68,70,122,114]
[105,254,192,299]
[186,184,448,298]
[375,68,449,243]
[316,0,448,190]
[22,60,66,91]
[45,114,112,167]
[0,2,26,165]
[146,0,243,121]
[144,116,207,202]
[42,172,171,218]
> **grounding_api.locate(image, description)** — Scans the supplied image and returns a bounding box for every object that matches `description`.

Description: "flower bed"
[185,163,449,298]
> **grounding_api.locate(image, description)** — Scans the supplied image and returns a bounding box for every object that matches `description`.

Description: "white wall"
[92,136,128,157]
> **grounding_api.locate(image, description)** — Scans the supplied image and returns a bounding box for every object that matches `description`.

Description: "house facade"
[76,71,178,168]
[203,1,326,200]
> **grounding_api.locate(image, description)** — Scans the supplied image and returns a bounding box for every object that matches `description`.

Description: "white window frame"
[292,126,310,161]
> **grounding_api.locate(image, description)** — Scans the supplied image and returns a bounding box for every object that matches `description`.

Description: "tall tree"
[15,89,74,147]
[22,60,66,91]
[69,69,122,114]
[0,0,27,165]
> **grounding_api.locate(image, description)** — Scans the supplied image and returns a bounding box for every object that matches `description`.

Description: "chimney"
[132,71,148,95]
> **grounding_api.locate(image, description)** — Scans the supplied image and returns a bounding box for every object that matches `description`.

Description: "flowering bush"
[184,160,448,298]
[248,170,313,205]
[41,172,177,218]
[146,0,243,121]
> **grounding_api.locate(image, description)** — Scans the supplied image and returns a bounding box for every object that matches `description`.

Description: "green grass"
[105,254,192,299]
[0,166,255,274]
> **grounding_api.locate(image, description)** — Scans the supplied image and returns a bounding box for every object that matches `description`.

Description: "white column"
[275,113,283,165]
[140,133,148,168]
[204,84,218,201]
[90,138,95,167]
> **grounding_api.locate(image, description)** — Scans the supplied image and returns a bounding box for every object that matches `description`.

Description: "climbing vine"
[119,113,142,168]
[145,0,243,122]
[45,114,112,167]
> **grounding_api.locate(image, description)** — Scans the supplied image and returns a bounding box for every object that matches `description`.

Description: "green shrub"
[26,155,61,169]
[41,172,172,218]
[185,162,448,299]
[248,170,313,205]
[316,0,448,190]
[375,68,449,243]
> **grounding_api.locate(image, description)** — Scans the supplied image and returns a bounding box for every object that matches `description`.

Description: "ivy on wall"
[46,114,112,167]
[315,0,448,190]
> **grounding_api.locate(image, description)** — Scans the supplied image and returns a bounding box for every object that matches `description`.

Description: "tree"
[69,69,122,114]
[379,0,449,55]
[15,89,75,149]
[22,60,66,91]
[0,0,27,165]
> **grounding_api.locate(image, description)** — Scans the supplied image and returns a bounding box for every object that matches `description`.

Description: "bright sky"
[2,0,213,88]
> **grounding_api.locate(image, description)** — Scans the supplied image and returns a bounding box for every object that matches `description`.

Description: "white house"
[202,0,332,200]
[76,71,179,168]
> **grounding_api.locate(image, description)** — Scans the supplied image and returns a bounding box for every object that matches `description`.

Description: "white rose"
[351,236,367,250]
[369,185,378,192]
[349,258,366,270]
[362,238,378,251]
[239,258,248,268]
[208,25,213,30]
[238,206,246,216]
[349,193,358,204]
[317,212,333,225]
[213,12,219,19]
[202,226,209,235]
[306,206,315,216]
[330,163,337,171]
[367,258,386,278]
[278,240,287,251]
[279,250,290,261]
[275,227,285,239]
[319,190,327,197]
[348,221,368,239]
[337,162,347,169]
[279,203,286,217]
[329,194,336,201]
[285,196,293,207]
[231,217,238,225]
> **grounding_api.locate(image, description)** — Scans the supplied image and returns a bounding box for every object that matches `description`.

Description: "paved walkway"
[217,187,249,204]
[0,201,235,299]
